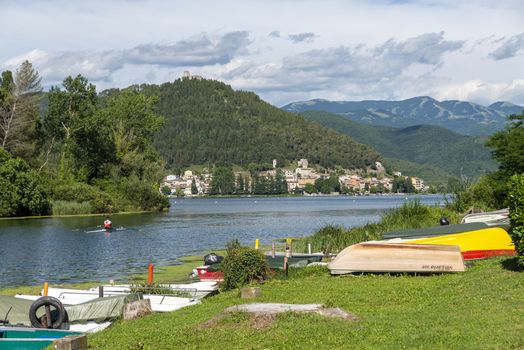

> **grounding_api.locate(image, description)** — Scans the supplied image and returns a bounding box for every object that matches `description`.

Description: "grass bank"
[89,258,524,349]
[0,210,158,221]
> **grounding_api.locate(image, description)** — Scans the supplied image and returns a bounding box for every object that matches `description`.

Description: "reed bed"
[296,200,459,254]
[50,200,93,215]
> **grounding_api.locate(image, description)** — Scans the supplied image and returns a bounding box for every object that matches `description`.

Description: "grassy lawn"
[88,257,524,350]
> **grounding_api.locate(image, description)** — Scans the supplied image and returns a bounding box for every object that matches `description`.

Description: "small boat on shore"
[0,326,82,350]
[399,227,515,260]
[460,208,509,224]
[382,222,507,240]
[328,242,465,274]
[16,287,200,313]
[1,294,138,335]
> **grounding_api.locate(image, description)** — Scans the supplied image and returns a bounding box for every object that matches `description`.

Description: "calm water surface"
[0,195,445,286]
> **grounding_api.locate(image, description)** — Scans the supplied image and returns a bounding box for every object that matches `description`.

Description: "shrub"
[122,176,169,211]
[507,174,524,266]
[52,182,115,213]
[222,247,268,290]
[0,149,50,217]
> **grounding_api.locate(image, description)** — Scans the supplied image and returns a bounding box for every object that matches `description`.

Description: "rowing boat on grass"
[382,222,507,240]
[0,326,82,350]
[16,288,200,313]
[328,242,465,275]
[397,227,515,260]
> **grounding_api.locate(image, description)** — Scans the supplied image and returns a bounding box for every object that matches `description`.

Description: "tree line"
[0,61,168,216]
[209,168,289,195]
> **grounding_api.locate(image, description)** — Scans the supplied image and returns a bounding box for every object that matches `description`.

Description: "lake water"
[0,195,446,287]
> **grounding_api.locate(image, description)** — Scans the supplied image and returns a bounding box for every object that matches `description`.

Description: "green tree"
[236,175,244,195]
[274,169,288,194]
[507,174,524,265]
[304,183,316,194]
[41,75,110,180]
[0,61,42,159]
[101,89,163,160]
[161,185,171,196]
[210,167,235,195]
[0,148,49,216]
[191,178,198,195]
[486,112,524,178]
[404,177,416,193]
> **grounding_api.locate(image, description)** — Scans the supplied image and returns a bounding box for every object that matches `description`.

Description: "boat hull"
[328,242,465,274]
[403,227,515,260]
[0,327,81,350]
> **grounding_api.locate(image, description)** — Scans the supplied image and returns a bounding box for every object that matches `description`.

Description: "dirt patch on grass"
[249,313,278,330]
[196,312,277,330]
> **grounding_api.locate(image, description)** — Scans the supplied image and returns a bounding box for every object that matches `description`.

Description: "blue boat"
[0,326,82,350]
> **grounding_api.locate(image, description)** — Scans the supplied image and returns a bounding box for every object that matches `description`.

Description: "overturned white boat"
[16,287,201,313]
[460,208,509,224]
[1,294,137,333]
[328,242,466,274]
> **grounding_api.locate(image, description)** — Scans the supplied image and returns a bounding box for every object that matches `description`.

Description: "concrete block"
[53,335,87,350]
[123,299,152,321]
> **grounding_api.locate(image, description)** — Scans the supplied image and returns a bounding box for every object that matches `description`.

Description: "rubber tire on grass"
[29,296,67,329]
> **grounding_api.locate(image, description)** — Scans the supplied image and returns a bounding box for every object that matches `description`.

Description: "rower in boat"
[103,217,113,230]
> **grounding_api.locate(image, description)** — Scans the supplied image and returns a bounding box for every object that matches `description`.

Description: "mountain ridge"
[282,96,523,136]
[301,110,497,183]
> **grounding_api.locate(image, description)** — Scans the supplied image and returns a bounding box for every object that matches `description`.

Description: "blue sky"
[1,0,523,106]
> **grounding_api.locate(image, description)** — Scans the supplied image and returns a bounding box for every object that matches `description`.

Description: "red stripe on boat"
[462,249,516,260]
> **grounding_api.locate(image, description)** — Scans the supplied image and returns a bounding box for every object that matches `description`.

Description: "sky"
[1,0,523,107]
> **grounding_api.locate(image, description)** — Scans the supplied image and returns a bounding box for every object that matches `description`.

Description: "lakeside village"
[161,159,429,197]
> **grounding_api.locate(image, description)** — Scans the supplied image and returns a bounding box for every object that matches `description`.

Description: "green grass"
[88,258,524,350]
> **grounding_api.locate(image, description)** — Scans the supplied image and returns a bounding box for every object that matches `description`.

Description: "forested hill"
[301,110,497,181]
[122,79,380,170]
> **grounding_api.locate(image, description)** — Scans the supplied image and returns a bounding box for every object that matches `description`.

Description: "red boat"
[195,266,224,282]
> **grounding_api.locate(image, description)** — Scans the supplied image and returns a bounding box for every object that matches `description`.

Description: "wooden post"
[272,242,275,258]
[308,243,312,255]
[43,282,49,296]
[98,285,104,298]
[285,246,290,275]
[147,263,154,285]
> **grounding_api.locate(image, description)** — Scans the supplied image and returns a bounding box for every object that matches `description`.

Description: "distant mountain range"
[282,96,524,136]
[301,110,498,183]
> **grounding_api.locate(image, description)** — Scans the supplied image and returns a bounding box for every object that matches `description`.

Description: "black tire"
[29,296,67,329]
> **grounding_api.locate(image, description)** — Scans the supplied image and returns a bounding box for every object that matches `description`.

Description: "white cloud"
[433,79,524,105]
[1,1,523,105]
[2,31,251,85]
[220,33,463,94]
[288,33,315,44]
[489,33,524,60]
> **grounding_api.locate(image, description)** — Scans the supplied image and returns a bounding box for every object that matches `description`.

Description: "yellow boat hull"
[405,227,515,260]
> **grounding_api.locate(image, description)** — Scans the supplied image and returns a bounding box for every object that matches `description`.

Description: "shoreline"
[0,209,159,221]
